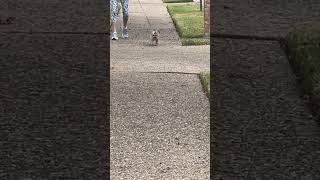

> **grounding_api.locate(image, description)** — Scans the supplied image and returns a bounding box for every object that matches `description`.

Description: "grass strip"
[199,71,210,96]
[285,29,320,121]
[167,3,206,45]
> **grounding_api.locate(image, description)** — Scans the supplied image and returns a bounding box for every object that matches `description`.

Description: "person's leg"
[122,0,129,28]
[121,0,129,38]
[111,0,119,40]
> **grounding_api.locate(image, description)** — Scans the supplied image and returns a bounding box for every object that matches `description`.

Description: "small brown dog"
[151,29,160,46]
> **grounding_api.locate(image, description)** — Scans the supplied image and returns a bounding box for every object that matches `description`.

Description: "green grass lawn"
[166,3,209,46]
[285,29,320,121]
[199,71,210,96]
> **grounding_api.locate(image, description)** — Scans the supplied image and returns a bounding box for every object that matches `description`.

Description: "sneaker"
[111,32,118,40]
[122,27,129,39]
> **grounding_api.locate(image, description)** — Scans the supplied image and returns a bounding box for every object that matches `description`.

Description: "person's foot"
[111,32,118,40]
[122,27,129,39]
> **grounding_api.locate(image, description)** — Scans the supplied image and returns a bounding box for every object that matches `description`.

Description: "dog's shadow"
[143,42,160,47]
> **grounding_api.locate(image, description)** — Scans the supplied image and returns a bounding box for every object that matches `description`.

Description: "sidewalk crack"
[138,71,199,75]
[212,33,284,42]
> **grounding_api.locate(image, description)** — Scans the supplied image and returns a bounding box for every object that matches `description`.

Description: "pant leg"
[110,0,119,23]
[121,0,129,18]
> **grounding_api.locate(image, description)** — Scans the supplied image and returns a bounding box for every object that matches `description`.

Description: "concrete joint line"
[139,71,199,75]
[211,33,284,42]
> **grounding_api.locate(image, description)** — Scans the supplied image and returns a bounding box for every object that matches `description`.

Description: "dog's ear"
[158,30,160,34]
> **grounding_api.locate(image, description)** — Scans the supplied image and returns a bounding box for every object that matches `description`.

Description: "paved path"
[212,0,320,38]
[1,0,109,179]
[110,0,209,179]
[212,0,320,179]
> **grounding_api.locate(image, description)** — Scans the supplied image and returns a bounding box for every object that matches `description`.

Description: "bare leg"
[111,22,117,33]
[123,16,128,28]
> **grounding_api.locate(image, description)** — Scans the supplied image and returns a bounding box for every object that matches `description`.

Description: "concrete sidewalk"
[1,0,109,179]
[110,0,210,179]
[212,0,320,179]
[113,0,181,45]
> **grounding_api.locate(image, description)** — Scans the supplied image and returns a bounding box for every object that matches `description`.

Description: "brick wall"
[204,0,210,36]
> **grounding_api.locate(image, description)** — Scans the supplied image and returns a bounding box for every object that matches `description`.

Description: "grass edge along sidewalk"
[166,2,209,46]
[199,71,210,97]
[285,29,320,123]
